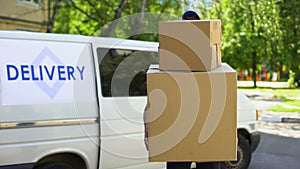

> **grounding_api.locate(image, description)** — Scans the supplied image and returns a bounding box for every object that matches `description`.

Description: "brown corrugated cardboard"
[159,20,222,71]
[216,43,222,66]
[146,63,237,162]
[159,43,220,71]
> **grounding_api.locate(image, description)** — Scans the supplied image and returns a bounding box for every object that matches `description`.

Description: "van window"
[97,48,158,97]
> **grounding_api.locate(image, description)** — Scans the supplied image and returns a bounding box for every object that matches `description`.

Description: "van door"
[0,38,99,169]
[92,42,165,169]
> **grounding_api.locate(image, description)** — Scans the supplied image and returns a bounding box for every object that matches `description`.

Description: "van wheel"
[221,135,251,169]
[34,162,73,169]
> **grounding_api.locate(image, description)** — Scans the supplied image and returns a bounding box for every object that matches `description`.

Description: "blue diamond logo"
[32,47,64,99]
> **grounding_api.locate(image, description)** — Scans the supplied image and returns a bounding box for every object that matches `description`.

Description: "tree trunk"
[250,6,257,88]
[130,0,146,39]
[47,0,62,33]
[292,26,299,87]
[252,51,257,88]
[101,0,128,37]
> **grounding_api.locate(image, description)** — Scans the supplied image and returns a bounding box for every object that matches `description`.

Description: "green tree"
[278,0,300,87]
[209,0,281,87]
[47,0,62,33]
[52,0,183,41]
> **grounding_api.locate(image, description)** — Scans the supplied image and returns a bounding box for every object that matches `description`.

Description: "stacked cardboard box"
[147,20,237,162]
[159,20,222,71]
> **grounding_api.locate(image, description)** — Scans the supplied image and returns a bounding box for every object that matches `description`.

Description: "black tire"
[221,135,251,169]
[34,162,73,169]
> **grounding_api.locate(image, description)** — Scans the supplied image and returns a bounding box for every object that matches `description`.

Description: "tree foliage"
[52,0,183,41]
[277,0,300,86]
[208,0,296,87]
[50,0,299,87]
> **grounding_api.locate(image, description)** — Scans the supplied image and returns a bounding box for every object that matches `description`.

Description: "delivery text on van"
[6,64,85,81]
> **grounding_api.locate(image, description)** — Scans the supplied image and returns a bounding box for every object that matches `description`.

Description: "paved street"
[242,89,300,169]
[249,132,300,169]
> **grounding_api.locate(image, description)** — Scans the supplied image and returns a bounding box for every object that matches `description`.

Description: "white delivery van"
[0,31,260,169]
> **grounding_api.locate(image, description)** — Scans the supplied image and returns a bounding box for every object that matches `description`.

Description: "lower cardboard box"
[146,63,237,162]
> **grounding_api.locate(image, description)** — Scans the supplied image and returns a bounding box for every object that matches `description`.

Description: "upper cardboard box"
[159,43,221,71]
[159,20,221,45]
[159,20,222,71]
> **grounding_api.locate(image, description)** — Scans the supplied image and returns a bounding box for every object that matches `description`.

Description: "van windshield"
[97,48,158,97]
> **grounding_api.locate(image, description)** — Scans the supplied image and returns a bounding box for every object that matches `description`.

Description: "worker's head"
[182,10,200,20]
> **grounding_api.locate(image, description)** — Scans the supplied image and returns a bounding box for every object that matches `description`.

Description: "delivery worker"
[144,10,221,169]
[181,10,221,169]
[181,10,200,20]
[166,10,221,169]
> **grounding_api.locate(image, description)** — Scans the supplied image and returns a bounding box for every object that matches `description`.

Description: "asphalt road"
[244,89,300,169]
[239,89,300,169]
[248,132,300,169]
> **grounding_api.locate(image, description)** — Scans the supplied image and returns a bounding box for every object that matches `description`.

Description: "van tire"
[221,135,251,169]
[34,162,73,169]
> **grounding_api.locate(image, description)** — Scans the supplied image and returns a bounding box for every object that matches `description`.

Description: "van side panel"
[0,38,99,169]
[99,97,148,168]
[92,43,165,169]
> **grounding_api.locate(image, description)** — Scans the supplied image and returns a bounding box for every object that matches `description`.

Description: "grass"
[267,105,300,113]
[283,100,300,107]
[239,87,300,113]
[239,88,300,99]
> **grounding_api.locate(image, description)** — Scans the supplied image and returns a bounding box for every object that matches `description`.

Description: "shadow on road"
[258,122,300,138]
[249,132,300,169]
